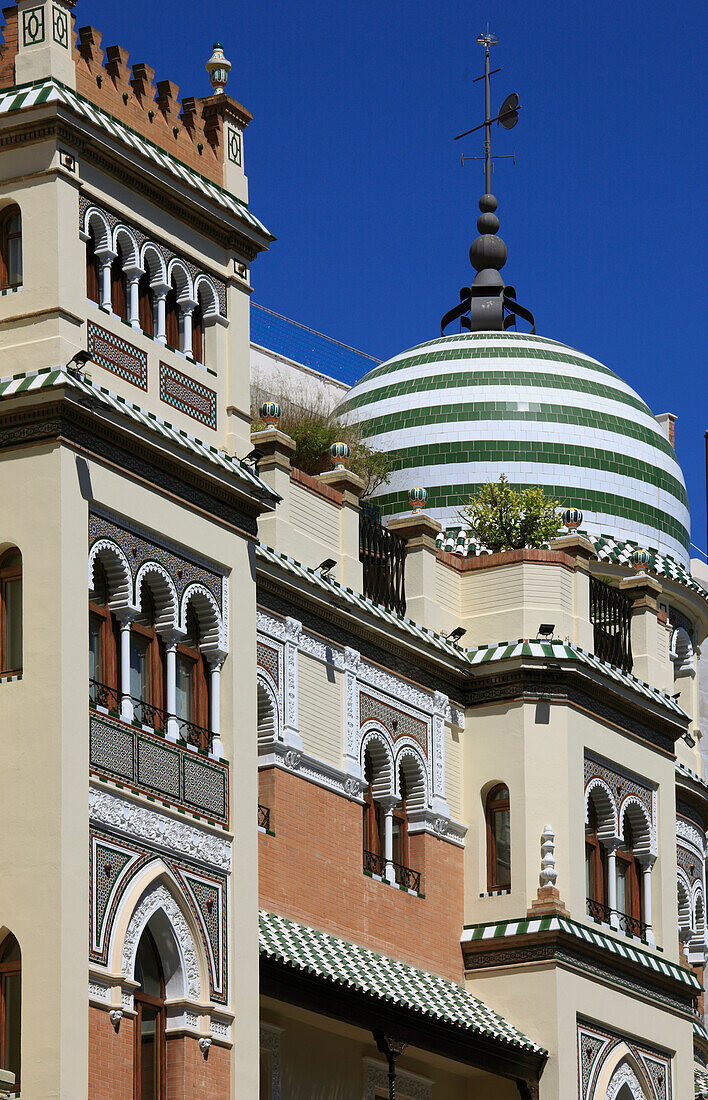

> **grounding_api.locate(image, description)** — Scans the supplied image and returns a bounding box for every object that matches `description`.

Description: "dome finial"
[442,32,535,336]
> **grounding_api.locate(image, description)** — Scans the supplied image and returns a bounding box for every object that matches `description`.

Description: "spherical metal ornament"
[562,507,583,531]
[330,441,350,469]
[631,548,651,572]
[206,42,232,95]
[477,211,500,234]
[260,401,281,426]
[479,194,498,213]
[469,233,507,272]
[408,486,427,512]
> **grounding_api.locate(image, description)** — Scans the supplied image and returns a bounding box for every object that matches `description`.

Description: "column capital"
[637,852,657,870]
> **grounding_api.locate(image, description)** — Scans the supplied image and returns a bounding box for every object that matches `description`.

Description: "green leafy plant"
[461,475,562,552]
[251,379,391,496]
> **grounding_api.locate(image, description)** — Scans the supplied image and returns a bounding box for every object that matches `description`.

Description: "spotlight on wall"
[316,558,337,580]
[538,623,555,638]
[445,626,467,646]
[65,349,92,376]
[242,447,264,467]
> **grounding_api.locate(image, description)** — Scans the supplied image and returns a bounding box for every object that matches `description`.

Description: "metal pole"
[484,44,491,193]
[388,1051,396,1100]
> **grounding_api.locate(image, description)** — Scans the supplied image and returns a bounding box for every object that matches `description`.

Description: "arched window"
[165,282,179,350]
[486,784,511,890]
[131,587,166,730]
[191,296,204,364]
[176,607,210,747]
[138,271,154,336]
[0,548,22,675]
[0,933,21,1093]
[110,243,127,320]
[616,815,643,929]
[585,796,607,910]
[0,205,22,290]
[86,226,100,304]
[89,562,120,708]
[134,928,166,1100]
[391,767,409,870]
[363,749,385,868]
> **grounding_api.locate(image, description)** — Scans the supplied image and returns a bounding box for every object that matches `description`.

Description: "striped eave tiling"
[0,80,273,239]
[461,915,701,989]
[465,638,687,717]
[695,1067,708,1098]
[259,910,545,1053]
[434,529,708,600]
[0,366,277,498]
[336,331,690,567]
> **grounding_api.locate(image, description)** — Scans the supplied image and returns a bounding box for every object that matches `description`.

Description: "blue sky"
[56,1,707,553]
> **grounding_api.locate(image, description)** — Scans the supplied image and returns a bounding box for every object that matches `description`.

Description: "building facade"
[0,3,706,1098]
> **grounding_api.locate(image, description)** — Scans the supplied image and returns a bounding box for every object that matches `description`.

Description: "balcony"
[363,849,421,893]
[586,896,648,942]
[89,684,229,827]
[359,505,407,615]
[258,803,273,832]
[590,576,633,672]
[90,680,212,751]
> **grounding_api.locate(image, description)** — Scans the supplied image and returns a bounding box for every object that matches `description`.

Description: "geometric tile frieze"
[360,690,428,755]
[90,711,229,827]
[257,640,280,688]
[87,320,148,390]
[159,362,217,431]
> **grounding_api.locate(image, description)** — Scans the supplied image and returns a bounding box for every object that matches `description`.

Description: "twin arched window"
[0,205,22,290]
[485,784,511,890]
[0,933,21,1093]
[362,751,412,883]
[0,548,22,675]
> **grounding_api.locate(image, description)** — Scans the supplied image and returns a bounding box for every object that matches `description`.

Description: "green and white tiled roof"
[435,528,708,601]
[461,915,702,990]
[337,331,690,566]
[676,761,708,793]
[0,366,278,500]
[466,638,688,717]
[259,909,545,1054]
[256,543,467,661]
[696,1066,708,1098]
[0,80,273,239]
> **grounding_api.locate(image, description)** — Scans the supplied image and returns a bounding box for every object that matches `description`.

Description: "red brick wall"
[89,1005,133,1100]
[259,767,465,981]
[166,1035,230,1100]
[89,1007,230,1099]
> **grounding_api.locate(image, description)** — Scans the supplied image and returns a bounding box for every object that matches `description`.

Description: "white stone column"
[343,646,361,778]
[152,283,169,344]
[283,617,303,749]
[179,298,196,355]
[382,798,397,885]
[116,611,135,723]
[431,690,450,816]
[124,266,143,329]
[640,854,656,945]
[209,659,224,759]
[165,638,178,740]
[97,249,116,310]
[606,838,620,929]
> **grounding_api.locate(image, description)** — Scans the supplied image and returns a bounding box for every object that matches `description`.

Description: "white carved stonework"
[676,816,705,854]
[283,616,302,747]
[344,646,362,774]
[121,885,201,999]
[539,825,557,887]
[260,1023,282,1100]
[606,1063,645,1100]
[364,1059,432,1100]
[88,980,110,1001]
[432,691,448,811]
[260,742,366,804]
[89,787,232,872]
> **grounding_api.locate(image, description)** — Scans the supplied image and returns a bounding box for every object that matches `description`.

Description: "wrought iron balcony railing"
[359,507,406,616]
[590,576,633,672]
[131,696,169,734]
[363,849,422,893]
[586,897,648,941]
[258,804,272,831]
[176,717,211,753]
[89,679,120,711]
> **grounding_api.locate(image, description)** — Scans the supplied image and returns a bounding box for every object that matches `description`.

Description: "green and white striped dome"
[336,330,690,567]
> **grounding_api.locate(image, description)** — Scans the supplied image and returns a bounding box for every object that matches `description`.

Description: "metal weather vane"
[440,29,535,336]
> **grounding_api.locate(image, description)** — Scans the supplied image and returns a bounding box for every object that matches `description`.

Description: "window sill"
[362,869,424,899]
[0,283,22,297]
[479,888,511,898]
[0,670,22,684]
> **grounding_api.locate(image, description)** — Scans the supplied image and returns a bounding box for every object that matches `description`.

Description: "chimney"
[656,413,676,449]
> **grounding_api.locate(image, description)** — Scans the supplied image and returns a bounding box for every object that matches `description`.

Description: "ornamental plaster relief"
[584,752,657,855]
[89,787,232,871]
[676,816,705,855]
[121,884,201,999]
[577,1019,672,1100]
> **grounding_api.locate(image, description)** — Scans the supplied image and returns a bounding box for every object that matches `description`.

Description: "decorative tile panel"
[90,832,145,962]
[89,511,223,609]
[677,843,702,885]
[360,690,428,754]
[52,4,68,47]
[177,866,226,998]
[226,126,242,166]
[87,321,148,390]
[90,710,229,827]
[22,7,45,45]
[577,1018,672,1100]
[257,641,280,688]
[160,362,217,430]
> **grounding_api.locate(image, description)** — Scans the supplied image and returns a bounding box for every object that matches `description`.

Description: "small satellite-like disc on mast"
[498,92,519,129]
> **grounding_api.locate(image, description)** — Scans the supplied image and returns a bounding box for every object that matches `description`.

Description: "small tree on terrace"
[462,475,562,553]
